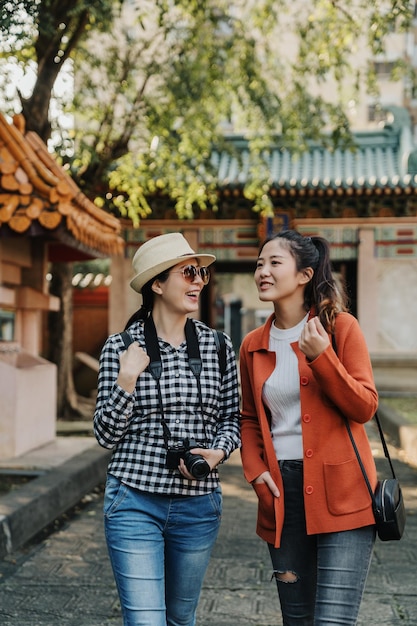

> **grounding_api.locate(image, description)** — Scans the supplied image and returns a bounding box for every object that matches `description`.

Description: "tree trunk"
[48,262,81,419]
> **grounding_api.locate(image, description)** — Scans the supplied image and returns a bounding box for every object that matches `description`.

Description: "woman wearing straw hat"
[94,232,240,626]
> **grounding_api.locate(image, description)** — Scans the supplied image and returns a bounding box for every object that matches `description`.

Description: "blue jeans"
[268,460,376,626]
[103,474,222,626]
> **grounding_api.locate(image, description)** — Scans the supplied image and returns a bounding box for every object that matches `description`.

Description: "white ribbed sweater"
[262,314,308,460]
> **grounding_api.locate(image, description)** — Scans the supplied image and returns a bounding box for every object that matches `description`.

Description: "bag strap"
[184,317,203,380]
[331,333,397,515]
[120,319,226,447]
[143,315,208,445]
[121,321,172,447]
[143,316,171,447]
[120,330,135,350]
[212,329,226,379]
[121,324,227,378]
[373,412,397,479]
[343,415,379,515]
[143,315,163,381]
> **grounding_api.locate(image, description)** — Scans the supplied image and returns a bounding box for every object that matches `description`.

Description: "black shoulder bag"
[332,335,406,541]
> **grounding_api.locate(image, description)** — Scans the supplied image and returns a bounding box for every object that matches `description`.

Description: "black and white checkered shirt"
[94,319,240,496]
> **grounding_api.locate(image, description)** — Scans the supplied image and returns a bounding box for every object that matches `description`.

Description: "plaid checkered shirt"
[94,319,241,496]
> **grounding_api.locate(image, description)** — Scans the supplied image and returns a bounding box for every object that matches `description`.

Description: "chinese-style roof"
[211,106,417,199]
[0,113,124,258]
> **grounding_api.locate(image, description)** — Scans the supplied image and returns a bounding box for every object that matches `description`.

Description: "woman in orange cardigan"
[239,230,378,626]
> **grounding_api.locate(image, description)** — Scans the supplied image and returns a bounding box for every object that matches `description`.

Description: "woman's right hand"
[253,471,280,497]
[117,343,150,394]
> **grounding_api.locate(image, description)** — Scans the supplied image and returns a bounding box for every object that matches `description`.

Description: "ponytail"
[308,236,348,332]
[124,269,170,330]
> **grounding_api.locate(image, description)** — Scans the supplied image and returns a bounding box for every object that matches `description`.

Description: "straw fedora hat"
[130,233,216,293]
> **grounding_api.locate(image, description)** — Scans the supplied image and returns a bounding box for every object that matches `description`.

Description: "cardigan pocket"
[252,482,276,531]
[323,458,371,516]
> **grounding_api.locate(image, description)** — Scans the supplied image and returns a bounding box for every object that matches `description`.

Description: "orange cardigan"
[239,311,378,548]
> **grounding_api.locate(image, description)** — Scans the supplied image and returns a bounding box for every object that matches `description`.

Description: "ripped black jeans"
[268,460,375,626]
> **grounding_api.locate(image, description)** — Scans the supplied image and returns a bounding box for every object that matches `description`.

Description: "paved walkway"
[0,419,416,625]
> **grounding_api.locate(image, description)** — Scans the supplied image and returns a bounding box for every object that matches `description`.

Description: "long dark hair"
[124,269,170,330]
[259,230,348,332]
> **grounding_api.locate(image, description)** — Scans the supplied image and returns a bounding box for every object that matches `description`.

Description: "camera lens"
[183,451,210,480]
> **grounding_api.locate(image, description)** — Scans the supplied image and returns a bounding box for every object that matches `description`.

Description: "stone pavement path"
[0,420,416,625]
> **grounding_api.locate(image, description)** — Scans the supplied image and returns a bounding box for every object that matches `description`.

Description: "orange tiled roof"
[0,113,124,257]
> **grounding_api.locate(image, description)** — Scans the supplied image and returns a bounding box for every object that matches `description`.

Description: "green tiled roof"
[211,107,417,195]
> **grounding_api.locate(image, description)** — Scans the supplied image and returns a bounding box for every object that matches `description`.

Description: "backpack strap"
[185,318,203,378]
[143,316,163,381]
[212,329,226,379]
[121,324,227,379]
[119,322,226,446]
[120,330,135,350]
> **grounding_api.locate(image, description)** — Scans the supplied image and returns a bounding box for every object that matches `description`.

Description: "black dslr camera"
[166,437,210,480]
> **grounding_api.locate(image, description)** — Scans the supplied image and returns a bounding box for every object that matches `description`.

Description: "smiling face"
[255,239,311,306]
[152,259,206,315]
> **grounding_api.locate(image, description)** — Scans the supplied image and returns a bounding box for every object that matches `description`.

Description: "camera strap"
[120,317,226,450]
[143,315,207,449]
[142,316,171,449]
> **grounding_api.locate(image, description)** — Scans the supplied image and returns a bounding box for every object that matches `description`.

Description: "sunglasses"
[170,265,210,285]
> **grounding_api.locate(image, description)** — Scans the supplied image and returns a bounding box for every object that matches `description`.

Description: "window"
[0,310,15,341]
[368,105,389,124]
[371,61,397,78]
